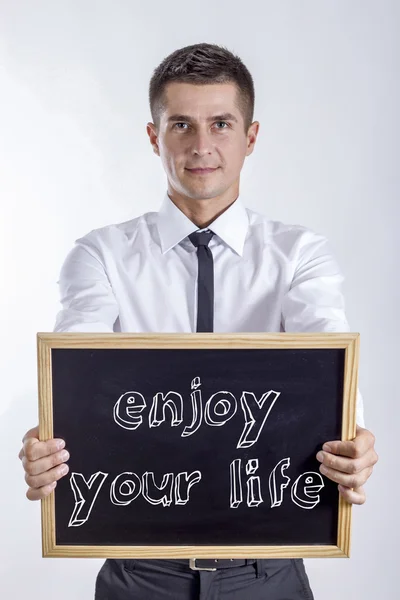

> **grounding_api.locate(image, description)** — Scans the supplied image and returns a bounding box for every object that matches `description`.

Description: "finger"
[319,464,373,488]
[338,485,366,505]
[23,437,65,462]
[316,447,377,475]
[323,428,375,459]
[26,481,57,501]
[24,462,69,489]
[22,449,70,476]
[322,440,357,458]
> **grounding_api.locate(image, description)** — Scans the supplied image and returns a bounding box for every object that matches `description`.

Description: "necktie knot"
[188,229,214,248]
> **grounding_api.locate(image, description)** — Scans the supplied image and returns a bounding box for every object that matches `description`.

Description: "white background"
[0,1,398,598]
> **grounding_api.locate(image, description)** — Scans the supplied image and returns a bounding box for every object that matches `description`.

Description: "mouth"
[186,167,219,175]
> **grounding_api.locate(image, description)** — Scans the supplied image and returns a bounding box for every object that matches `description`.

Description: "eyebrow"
[167,112,238,124]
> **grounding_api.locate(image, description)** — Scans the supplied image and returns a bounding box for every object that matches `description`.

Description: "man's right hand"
[18,426,70,500]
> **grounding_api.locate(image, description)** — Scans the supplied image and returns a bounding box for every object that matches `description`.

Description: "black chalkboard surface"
[37,332,359,558]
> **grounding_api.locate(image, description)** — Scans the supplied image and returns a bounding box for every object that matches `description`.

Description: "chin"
[192,190,224,201]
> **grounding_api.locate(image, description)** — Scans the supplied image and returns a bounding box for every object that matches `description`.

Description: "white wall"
[1,1,398,598]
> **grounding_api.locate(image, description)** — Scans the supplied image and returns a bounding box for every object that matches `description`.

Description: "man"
[19,43,378,599]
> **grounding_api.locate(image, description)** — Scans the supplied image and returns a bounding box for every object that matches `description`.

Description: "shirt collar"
[157,191,249,256]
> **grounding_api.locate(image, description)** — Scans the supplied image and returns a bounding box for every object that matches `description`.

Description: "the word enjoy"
[113,376,280,449]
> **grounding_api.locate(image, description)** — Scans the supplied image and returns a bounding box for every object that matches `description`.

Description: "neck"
[167,185,240,229]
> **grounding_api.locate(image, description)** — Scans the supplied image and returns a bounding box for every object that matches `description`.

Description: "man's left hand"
[316,425,378,505]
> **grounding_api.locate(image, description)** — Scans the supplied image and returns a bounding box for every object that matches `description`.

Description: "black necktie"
[188,229,215,332]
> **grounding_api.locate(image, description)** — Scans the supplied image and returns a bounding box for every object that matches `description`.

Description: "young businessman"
[19,43,378,599]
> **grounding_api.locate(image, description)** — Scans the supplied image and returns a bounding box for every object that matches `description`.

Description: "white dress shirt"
[54,190,365,426]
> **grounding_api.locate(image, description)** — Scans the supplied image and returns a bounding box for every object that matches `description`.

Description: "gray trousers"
[94,558,314,599]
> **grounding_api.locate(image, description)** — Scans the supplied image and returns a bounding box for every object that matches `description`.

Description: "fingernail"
[56,440,65,450]
[316,452,324,462]
[49,482,57,489]
[59,464,69,475]
[60,450,69,461]
[323,444,332,452]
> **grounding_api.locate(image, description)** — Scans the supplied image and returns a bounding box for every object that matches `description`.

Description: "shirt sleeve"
[281,229,365,428]
[53,233,119,333]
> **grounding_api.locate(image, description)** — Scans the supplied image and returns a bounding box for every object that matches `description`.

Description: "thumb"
[22,425,39,444]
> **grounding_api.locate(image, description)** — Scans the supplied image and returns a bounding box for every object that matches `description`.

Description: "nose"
[191,129,213,157]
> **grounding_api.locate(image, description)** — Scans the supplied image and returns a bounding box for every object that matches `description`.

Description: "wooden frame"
[37,331,359,559]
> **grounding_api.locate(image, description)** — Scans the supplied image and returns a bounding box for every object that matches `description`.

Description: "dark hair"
[149,43,255,133]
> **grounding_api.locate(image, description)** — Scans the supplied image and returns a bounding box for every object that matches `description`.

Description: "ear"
[245,121,260,156]
[147,122,160,156]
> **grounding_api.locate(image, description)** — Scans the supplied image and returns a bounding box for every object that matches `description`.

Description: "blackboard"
[37,332,359,558]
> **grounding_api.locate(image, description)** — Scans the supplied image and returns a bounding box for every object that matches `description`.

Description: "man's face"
[147,82,259,202]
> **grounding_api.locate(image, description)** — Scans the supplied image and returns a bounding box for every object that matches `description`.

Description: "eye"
[215,121,229,129]
[173,122,189,130]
